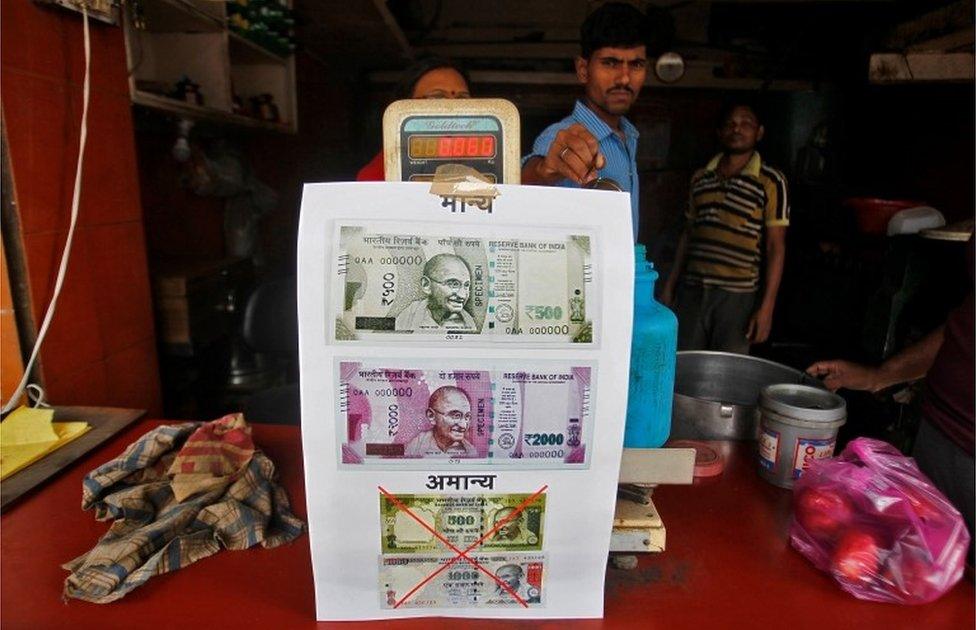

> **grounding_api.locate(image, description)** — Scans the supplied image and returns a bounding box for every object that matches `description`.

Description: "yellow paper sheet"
[0,406,91,480]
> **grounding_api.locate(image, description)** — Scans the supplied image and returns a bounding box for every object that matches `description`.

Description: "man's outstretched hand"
[806,360,879,393]
[526,123,605,185]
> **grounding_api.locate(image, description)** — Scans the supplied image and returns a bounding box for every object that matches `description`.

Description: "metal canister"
[757,384,846,488]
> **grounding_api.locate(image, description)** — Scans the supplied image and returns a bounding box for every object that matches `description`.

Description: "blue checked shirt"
[524,100,640,239]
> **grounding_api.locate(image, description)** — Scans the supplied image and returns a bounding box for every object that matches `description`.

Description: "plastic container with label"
[757,384,847,488]
[624,245,678,447]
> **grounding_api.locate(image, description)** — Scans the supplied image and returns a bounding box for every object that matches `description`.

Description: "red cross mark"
[378,485,548,608]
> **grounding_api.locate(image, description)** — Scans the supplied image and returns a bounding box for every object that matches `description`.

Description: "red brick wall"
[1,0,162,415]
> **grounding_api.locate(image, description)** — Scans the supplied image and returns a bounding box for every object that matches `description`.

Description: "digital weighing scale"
[382,98,521,184]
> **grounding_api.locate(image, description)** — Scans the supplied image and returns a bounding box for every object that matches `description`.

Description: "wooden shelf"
[124,1,297,133]
[0,406,146,510]
[141,0,223,33]
[229,32,287,65]
[132,90,294,133]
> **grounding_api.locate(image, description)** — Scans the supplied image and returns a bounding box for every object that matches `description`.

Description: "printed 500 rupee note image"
[333,224,594,343]
[380,493,545,554]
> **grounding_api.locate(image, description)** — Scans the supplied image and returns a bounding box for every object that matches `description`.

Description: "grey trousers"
[912,417,975,563]
[674,284,756,354]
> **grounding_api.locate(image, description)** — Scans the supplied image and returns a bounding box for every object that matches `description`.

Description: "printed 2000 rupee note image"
[333,223,594,343]
[338,360,593,469]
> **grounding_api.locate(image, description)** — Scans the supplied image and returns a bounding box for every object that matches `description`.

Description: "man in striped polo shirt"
[521,2,648,239]
[662,102,789,354]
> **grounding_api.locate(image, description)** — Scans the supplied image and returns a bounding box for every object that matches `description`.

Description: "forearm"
[872,325,946,392]
[521,156,556,185]
[758,236,785,310]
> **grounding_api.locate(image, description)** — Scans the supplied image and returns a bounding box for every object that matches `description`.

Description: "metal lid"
[760,384,846,422]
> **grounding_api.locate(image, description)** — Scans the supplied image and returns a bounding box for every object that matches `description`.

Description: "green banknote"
[334,224,593,342]
[379,553,545,608]
[380,493,545,553]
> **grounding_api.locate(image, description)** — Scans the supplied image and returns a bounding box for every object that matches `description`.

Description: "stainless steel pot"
[671,351,825,440]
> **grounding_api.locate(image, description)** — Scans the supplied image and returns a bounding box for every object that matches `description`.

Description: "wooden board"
[613,496,663,529]
[611,497,666,553]
[869,52,975,83]
[1,406,145,510]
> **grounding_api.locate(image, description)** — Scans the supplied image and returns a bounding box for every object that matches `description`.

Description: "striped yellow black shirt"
[684,152,789,291]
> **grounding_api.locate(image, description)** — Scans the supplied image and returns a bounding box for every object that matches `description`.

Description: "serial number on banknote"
[333,224,595,343]
[338,361,593,468]
[380,493,545,553]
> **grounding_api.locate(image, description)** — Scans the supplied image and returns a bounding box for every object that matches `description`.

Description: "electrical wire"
[1,4,91,414]
[25,384,51,409]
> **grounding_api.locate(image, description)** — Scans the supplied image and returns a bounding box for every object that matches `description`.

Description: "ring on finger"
[559,146,571,161]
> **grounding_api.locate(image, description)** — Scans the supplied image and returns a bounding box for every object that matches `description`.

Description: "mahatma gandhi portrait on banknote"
[393,254,476,332]
[403,386,477,457]
[492,563,542,604]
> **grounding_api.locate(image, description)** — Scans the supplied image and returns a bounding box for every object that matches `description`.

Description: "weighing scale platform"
[611,447,695,553]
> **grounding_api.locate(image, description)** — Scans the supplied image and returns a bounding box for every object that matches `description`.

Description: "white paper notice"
[298,182,633,620]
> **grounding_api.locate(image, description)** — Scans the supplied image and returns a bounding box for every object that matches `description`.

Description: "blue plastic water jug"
[624,244,678,447]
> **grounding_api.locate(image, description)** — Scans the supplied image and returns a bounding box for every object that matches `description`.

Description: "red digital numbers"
[409,135,496,159]
[480,136,495,157]
[437,136,451,157]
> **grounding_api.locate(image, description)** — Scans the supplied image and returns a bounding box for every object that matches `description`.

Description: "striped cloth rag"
[62,414,305,603]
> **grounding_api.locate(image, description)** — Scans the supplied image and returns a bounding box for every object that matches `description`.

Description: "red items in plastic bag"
[790,437,970,604]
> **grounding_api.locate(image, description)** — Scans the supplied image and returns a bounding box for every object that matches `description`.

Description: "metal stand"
[610,448,695,565]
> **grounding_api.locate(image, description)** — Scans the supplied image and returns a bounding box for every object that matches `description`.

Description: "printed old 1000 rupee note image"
[379,553,545,608]
[332,223,594,343]
[338,360,593,468]
[380,493,546,554]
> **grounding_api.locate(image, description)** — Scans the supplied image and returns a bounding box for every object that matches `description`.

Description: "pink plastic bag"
[790,437,970,604]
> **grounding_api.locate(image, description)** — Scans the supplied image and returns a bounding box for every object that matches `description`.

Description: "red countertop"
[2,421,973,629]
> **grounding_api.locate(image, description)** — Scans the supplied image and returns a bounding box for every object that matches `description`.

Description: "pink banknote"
[339,362,592,467]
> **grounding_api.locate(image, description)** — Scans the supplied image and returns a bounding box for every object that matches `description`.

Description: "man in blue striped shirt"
[521,2,648,239]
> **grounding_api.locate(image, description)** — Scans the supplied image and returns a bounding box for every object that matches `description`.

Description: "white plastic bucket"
[757,384,846,488]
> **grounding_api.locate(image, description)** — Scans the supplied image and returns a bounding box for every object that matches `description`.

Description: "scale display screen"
[383,99,520,184]
[407,135,497,159]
